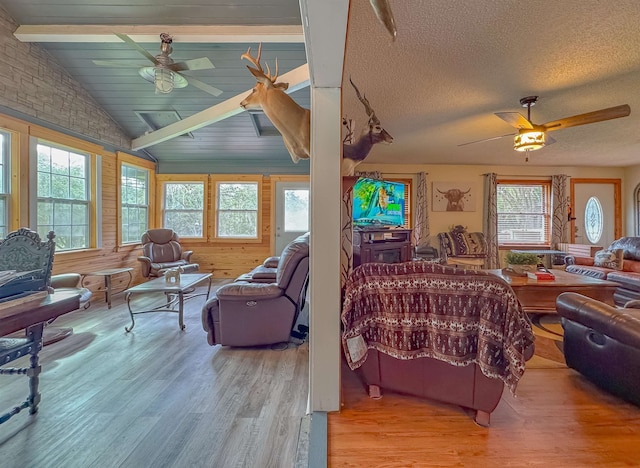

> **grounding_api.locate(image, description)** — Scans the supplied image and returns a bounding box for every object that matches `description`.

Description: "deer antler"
[241,43,263,71]
[242,43,279,83]
[350,77,380,124]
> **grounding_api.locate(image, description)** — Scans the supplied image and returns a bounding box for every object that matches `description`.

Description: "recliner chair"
[137,228,199,278]
[201,232,309,347]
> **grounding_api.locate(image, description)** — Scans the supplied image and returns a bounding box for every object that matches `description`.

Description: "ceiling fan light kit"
[514,128,546,152]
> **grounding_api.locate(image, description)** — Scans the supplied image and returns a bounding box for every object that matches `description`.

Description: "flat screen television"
[352,177,405,228]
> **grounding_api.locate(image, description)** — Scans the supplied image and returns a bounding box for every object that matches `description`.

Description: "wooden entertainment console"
[353,228,412,267]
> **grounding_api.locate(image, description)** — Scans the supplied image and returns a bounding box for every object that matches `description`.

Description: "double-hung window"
[215,179,261,239]
[496,180,551,246]
[161,180,205,238]
[36,142,90,251]
[0,130,10,239]
[121,163,149,244]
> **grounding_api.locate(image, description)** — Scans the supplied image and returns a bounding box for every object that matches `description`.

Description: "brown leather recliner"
[556,292,640,407]
[201,233,309,347]
[137,228,199,278]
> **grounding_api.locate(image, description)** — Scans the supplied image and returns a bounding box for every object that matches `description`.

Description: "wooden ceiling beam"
[131,64,309,150]
[13,24,304,43]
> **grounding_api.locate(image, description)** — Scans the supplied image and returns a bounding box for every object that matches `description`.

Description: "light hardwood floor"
[329,356,640,467]
[0,283,310,468]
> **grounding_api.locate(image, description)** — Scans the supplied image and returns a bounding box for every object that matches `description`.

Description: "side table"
[81,267,133,309]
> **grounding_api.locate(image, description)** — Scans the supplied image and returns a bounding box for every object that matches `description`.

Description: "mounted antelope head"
[342,78,393,176]
[240,44,310,164]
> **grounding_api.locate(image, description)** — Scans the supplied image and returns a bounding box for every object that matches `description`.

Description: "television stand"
[353,228,412,267]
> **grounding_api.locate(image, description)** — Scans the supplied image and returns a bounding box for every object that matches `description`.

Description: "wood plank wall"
[3,112,307,305]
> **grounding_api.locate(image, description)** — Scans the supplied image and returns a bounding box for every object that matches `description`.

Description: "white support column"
[309,86,342,412]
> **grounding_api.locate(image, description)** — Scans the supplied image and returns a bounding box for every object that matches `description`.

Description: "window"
[584,196,603,244]
[0,130,9,239]
[121,163,149,244]
[216,181,259,238]
[163,182,205,237]
[497,180,551,245]
[36,142,90,251]
[283,188,309,232]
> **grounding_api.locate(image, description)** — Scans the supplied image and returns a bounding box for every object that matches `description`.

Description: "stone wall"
[0,5,131,149]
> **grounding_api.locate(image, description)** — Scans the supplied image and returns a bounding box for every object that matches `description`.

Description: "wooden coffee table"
[489,269,617,313]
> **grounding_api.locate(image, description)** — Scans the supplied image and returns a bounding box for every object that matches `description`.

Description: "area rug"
[527,313,567,368]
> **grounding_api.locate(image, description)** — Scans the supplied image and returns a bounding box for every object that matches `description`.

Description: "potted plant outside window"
[504,251,539,275]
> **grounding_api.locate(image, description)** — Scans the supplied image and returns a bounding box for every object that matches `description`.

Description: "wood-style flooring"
[329,352,640,467]
[0,283,309,468]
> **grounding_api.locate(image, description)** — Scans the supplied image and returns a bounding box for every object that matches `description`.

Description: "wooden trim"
[569,178,622,242]
[29,126,103,154]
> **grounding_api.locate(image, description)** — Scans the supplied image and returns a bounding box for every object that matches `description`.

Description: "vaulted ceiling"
[3,0,640,171]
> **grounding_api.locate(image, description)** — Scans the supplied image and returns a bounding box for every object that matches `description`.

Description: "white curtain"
[483,173,500,269]
[551,174,570,248]
[412,172,430,251]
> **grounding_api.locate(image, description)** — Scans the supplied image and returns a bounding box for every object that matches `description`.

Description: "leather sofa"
[201,233,309,347]
[556,292,640,407]
[341,262,535,426]
[564,237,640,306]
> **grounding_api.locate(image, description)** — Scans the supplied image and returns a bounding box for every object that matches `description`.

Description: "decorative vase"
[508,264,537,275]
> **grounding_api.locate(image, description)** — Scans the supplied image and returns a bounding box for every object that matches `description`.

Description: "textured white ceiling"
[344,0,640,167]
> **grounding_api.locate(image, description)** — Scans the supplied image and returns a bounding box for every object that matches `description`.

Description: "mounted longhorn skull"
[342,78,393,176]
[240,44,310,164]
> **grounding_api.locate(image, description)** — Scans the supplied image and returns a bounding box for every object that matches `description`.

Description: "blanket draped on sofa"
[341,262,534,393]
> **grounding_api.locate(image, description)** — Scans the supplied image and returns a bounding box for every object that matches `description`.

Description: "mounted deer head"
[240,44,310,164]
[342,78,393,176]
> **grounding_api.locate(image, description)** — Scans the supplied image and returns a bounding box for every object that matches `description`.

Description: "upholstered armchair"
[137,228,199,278]
[437,225,487,269]
[50,273,92,309]
[201,233,309,347]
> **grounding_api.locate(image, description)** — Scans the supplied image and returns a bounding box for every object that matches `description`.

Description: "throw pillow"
[593,248,624,270]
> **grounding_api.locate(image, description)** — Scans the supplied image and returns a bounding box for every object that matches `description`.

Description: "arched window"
[584,196,603,244]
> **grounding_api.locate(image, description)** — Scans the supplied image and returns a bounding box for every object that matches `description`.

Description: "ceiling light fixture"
[514,129,546,152]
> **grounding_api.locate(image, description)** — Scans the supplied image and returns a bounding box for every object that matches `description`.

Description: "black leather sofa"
[556,292,640,407]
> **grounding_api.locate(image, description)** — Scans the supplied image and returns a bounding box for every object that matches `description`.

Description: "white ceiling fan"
[93,33,223,96]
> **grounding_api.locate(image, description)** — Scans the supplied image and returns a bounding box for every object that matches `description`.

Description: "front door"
[275,181,310,255]
[570,178,621,248]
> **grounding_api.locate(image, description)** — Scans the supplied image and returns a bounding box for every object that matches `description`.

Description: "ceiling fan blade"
[494,112,534,129]
[179,73,223,97]
[542,104,631,132]
[545,135,556,146]
[458,133,515,147]
[169,57,215,72]
[115,33,159,65]
[92,59,145,68]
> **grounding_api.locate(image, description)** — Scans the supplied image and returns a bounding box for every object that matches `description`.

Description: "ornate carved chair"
[0,228,55,299]
[137,228,199,278]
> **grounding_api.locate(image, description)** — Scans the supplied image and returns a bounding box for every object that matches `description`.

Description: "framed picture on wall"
[432,181,478,212]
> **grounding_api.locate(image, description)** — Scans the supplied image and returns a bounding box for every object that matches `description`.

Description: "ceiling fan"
[459,96,631,153]
[92,33,223,96]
